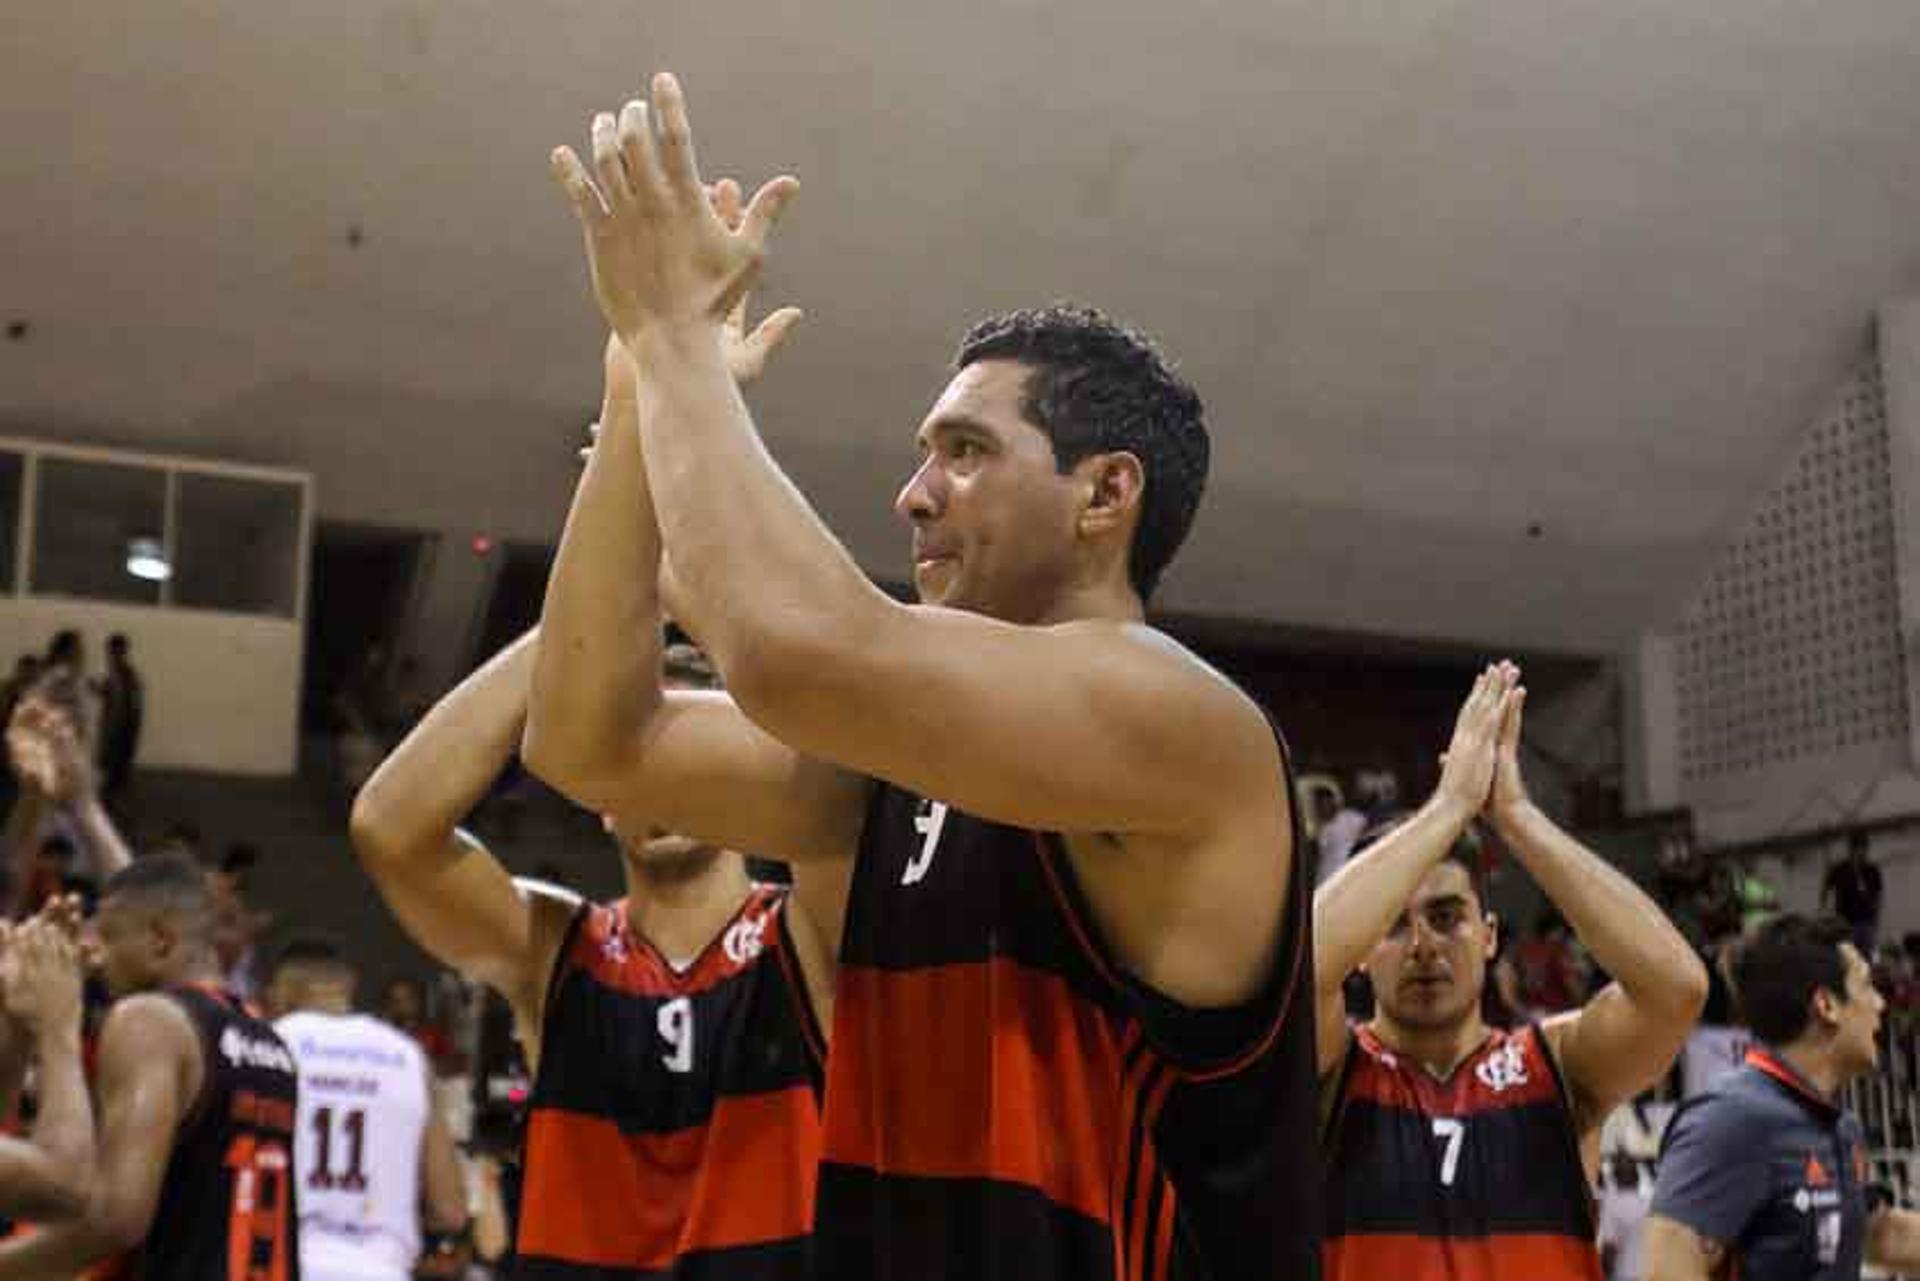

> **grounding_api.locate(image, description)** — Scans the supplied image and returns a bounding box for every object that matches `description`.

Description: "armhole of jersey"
[770,892,829,1076]
[1319,1029,1363,1156]
[536,902,593,1039]
[164,988,217,1136]
[1030,711,1311,1082]
[1529,1020,1599,1233]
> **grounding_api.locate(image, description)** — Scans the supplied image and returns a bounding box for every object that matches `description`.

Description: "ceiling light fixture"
[125,536,171,582]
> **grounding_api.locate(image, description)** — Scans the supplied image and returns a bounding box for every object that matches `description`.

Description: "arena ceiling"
[5,1,1919,655]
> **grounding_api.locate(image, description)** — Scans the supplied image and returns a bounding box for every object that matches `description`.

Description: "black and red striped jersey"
[130,984,302,1281]
[513,884,826,1280]
[815,731,1319,1281]
[1322,1023,1601,1281]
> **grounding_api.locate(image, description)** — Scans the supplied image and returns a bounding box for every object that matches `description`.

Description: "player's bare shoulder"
[1091,620,1287,805]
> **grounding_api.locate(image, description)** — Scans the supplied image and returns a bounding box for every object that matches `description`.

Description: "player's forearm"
[524,373,667,802]
[353,632,539,862]
[628,323,889,711]
[1495,801,1706,1017]
[0,1215,129,1276]
[20,1022,92,1214]
[1314,794,1477,993]
[68,795,132,882]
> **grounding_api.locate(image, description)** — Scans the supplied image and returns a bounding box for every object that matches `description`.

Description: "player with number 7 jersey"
[1313,667,1706,1281]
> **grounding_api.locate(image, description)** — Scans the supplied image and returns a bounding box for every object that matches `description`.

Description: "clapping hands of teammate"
[6,697,92,806]
[0,917,83,1044]
[1434,663,1523,824]
[552,72,799,347]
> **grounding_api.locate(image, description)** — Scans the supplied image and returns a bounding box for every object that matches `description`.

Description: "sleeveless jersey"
[275,1011,430,1281]
[134,984,303,1281]
[815,729,1319,1281]
[1323,1023,1600,1281]
[514,884,826,1279]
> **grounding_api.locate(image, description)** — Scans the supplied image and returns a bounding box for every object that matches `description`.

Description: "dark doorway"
[472,541,554,667]
[303,523,431,732]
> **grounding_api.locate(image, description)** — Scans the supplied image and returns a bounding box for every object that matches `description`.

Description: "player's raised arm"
[1313,665,1515,1075]
[522,249,862,869]
[0,919,92,1218]
[1499,690,1708,1126]
[0,995,195,1275]
[350,630,578,1018]
[553,77,1274,840]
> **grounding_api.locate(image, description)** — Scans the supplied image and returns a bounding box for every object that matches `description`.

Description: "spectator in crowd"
[1315,785,1368,887]
[37,633,82,712]
[1515,906,1590,1015]
[1823,832,1883,958]
[1644,914,1920,1280]
[383,977,459,1075]
[209,843,272,999]
[87,634,141,807]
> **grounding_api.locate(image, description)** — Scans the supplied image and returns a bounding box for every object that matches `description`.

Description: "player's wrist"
[1486,795,1542,837]
[1422,788,1481,833]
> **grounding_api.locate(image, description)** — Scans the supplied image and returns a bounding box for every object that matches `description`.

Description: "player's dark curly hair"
[954,304,1209,601]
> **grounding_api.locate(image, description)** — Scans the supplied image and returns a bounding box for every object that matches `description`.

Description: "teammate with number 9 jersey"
[267,939,468,1281]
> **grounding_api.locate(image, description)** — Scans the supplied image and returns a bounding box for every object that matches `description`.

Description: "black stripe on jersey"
[1326,1098,1597,1239]
[512,1235,808,1281]
[840,794,1116,1001]
[536,965,818,1135]
[1140,1168,1170,1281]
[771,899,826,1072]
[814,1162,1113,1281]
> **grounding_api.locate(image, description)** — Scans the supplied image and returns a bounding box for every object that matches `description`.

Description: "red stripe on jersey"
[823,958,1125,1226]
[518,1084,820,1269]
[1324,1231,1604,1281]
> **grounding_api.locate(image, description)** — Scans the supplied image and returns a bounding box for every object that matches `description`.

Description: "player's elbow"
[348,781,418,871]
[720,609,882,741]
[1663,948,1712,1021]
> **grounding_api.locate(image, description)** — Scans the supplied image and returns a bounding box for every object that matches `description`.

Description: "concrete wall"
[0,596,302,775]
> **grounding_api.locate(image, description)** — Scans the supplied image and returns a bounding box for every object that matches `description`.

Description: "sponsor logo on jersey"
[601,925,631,964]
[1474,1039,1530,1093]
[724,910,771,965]
[220,1025,297,1075]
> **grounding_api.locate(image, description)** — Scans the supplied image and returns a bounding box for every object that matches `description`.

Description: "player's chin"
[912,557,961,604]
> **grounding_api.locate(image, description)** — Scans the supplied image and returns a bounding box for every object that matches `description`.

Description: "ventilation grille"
[1677,359,1909,783]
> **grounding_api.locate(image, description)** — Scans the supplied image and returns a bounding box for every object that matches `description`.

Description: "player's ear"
[1074,451,1144,538]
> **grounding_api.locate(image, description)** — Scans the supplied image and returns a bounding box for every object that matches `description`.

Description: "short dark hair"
[106,634,129,657]
[1353,813,1490,907]
[268,935,354,983]
[220,843,260,876]
[1730,913,1853,1046]
[954,304,1209,600]
[46,630,81,664]
[102,852,214,933]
